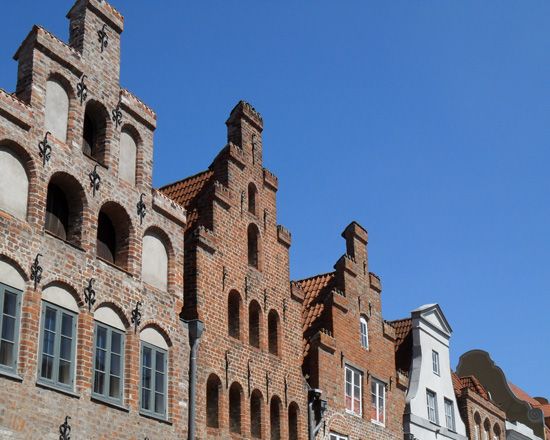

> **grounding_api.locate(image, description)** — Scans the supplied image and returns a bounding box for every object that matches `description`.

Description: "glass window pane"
[111,332,122,354]
[61,313,73,337]
[155,370,165,393]
[155,391,165,414]
[41,354,54,379]
[95,348,105,372]
[43,329,55,355]
[155,351,165,373]
[142,388,150,410]
[110,353,121,376]
[142,347,151,368]
[45,307,56,332]
[60,336,72,360]
[1,315,15,342]
[96,326,107,349]
[0,340,14,366]
[109,375,120,398]
[94,371,105,394]
[142,366,151,390]
[3,291,16,316]
[58,359,71,384]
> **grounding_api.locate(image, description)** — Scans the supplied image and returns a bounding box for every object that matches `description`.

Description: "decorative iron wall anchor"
[59,416,71,440]
[263,288,268,309]
[30,254,43,290]
[89,165,101,197]
[111,97,122,129]
[265,372,270,399]
[131,301,142,332]
[84,278,96,311]
[76,74,88,105]
[38,132,52,166]
[263,209,268,230]
[225,350,230,389]
[244,276,249,301]
[97,24,108,52]
[240,191,245,214]
[284,374,288,406]
[136,193,146,225]
[222,266,228,291]
[247,359,252,397]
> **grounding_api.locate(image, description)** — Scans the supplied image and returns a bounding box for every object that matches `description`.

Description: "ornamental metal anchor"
[97,24,108,52]
[76,74,88,105]
[136,193,146,225]
[111,96,122,129]
[89,165,101,197]
[131,301,142,332]
[84,278,96,311]
[59,416,71,440]
[38,132,52,166]
[31,254,43,290]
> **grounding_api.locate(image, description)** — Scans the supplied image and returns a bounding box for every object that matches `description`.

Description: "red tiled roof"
[453,372,490,401]
[509,383,550,428]
[159,169,213,209]
[388,318,412,349]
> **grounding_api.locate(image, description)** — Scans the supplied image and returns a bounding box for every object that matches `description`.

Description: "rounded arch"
[42,282,80,313]
[93,300,130,328]
[139,325,170,350]
[0,256,27,290]
[45,171,86,245]
[94,304,127,331]
[288,401,300,440]
[46,72,76,99]
[228,290,242,340]
[0,141,34,221]
[248,300,262,349]
[250,388,264,438]
[268,309,280,356]
[96,201,133,270]
[248,182,258,215]
[484,418,491,436]
[493,423,501,439]
[270,395,282,440]
[45,75,70,142]
[83,99,110,165]
[142,226,173,291]
[247,223,262,269]
[229,381,244,434]
[206,373,222,428]
[119,125,140,185]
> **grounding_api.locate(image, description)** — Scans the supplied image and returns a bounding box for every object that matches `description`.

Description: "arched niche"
[0,259,25,290]
[119,128,137,185]
[45,79,69,142]
[42,284,79,313]
[142,231,169,291]
[94,306,125,331]
[0,146,29,220]
[140,327,169,350]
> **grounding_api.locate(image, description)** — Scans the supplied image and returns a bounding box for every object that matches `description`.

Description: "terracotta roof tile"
[160,170,213,208]
[388,318,412,349]
[453,373,490,400]
[509,383,550,428]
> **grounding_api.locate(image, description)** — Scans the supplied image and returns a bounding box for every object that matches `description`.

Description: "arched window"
[270,396,282,440]
[93,306,125,405]
[39,284,79,391]
[96,202,131,269]
[250,389,263,438]
[142,231,169,291]
[0,259,24,374]
[119,128,137,185]
[483,419,491,440]
[493,423,501,440]
[249,300,261,349]
[139,327,169,418]
[248,224,260,269]
[206,374,222,428]
[83,101,108,164]
[45,173,84,245]
[288,402,299,440]
[0,145,29,220]
[228,290,241,340]
[229,382,243,434]
[360,315,368,349]
[45,78,69,142]
[474,412,482,440]
[268,310,280,356]
[248,183,257,215]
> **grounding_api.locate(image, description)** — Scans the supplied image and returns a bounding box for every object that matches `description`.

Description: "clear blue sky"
[2,2,549,398]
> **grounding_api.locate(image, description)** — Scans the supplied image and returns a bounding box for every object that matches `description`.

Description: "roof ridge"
[294,271,335,285]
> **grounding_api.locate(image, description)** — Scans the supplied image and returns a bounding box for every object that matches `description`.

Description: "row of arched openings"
[206,374,300,439]
[473,412,501,440]
[228,291,281,356]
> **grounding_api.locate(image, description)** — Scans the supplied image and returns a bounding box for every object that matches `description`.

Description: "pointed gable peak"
[412,303,452,336]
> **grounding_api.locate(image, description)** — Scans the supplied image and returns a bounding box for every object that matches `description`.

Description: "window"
[268,310,280,356]
[229,382,243,434]
[483,419,491,440]
[0,145,29,220]
[119,128,137,185]
[249,300,261,348]
[270,396,282,440]
[426,389,439,424]
[228,291,241,340]
[248,224,260,268]
[96,202,131,269]
[0,282,22,373]
[474,412,481,440]
[444,398,455,431]
[38,302,77,390]
[330,433,348,440]
[250,389,263,438]
[345,365,362,416]
[248,183,257,215]
[370,378,385,425]
[83,101,108,164]
[140,341,167,418]
[45,78,69,142]
[206,374,222,428]
[432,350,440,375]
[142,230,169,291]
[92,322,124,404]
[288,402,299,440]
[493,423,501,440]
[360,316,368,349]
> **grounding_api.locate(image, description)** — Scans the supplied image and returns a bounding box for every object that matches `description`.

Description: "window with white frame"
[360,316,368,349]
[329,433,348,440]
[345,365,362,416]
[444,398,455,431]
[426,389,439,424]
[432,350,440,375]
[370,378,386,425]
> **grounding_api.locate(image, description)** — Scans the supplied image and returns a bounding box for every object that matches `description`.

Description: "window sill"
[345,409,362,418]
[36,380,80,398]
[0,368,23,382]
[44,230,84,252]
[91,394,129,412]
[96,256,133,276]
[371,419,385,428]
[139,410,171,425]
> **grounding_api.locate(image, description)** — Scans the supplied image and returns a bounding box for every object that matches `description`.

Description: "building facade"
[0,1,189,438]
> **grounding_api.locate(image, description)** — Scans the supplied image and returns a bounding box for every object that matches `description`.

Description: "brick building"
[0,1,189,438]
[161,101,309,439]
[296,222,406,440]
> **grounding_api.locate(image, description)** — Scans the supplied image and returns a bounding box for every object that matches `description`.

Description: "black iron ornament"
[263,288,268,310]
[76,74,88,105]
[59,416,71,440]
[136,193,146,225]
[111,96,122,129]
[89,165,101,197]
[38,132,52,166]
[263,209,268,229]
[131,301,142,332]
[240,191,245,214]
[363,260,367,275]
[284,374,288,406]
[97,24,108,52]
[31,254,43,290]
[84,278,96,311]
[247,359,252,397]
[222,266,228,291]
[251,134,257,165]
[225,350,230,388]
[265,371,270,399]
[244,276,249,300]
[282,298,287,321]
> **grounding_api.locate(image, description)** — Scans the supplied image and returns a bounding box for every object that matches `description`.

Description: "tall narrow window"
[426,389,439,424]
[0,282,22,373]
[444,398,455,431]
[250,389,263,438]
[249,300,261,348]
[360,316,368,349]
[206,374,221,428]
[44,78,69,142]
[270,396,282,440]
[229,382,243,434]
[83,101,108,164]
[45,183,69,240]
[370,378,385,425]
[483,419,491,440]
[493,424,501,440]
[248,183,257,215]
[228,291,241,340]
[432,350,440,375]
[248,224,260,268]
[96,202,131,269]
[288,402,299,440]
[140,341,167,418]
[0,146,29,220]
[345,365,362,416]
[474,413,481,440]
[268,310,280,356]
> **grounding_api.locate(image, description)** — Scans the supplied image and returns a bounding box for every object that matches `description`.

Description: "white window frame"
[344,365,362,416]
[426,389,439,424]
[360,316,369,349]
[370,378,386,426]
[329,433,348,440]
[432,350,440,375]
[444,398,455,431]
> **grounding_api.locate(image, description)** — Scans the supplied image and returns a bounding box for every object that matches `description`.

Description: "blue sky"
[2,2,549,397]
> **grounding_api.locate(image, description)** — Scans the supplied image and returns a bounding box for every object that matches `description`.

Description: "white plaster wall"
[0,147,28,220]
[42,285,79,312]
[140,327,168,350]
[94,306,125,330]
[118,131,137,185]
[45,80,69,142]
[0,260,25,290]
[142,232,168,291]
